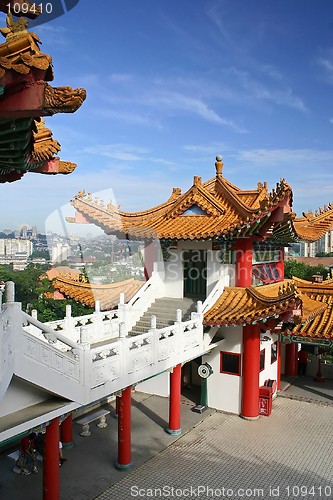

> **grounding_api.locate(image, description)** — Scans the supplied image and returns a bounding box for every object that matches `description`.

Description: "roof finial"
[215,155,223,176]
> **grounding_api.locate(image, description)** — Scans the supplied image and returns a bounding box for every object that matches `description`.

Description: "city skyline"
[1,1,333,229]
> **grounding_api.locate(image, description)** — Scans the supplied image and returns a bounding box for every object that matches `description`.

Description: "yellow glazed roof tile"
[291,276,333,338]
[53,275,144,311]
[204,280,298,326]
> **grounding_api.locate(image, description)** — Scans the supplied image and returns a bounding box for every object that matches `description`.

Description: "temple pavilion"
[67,155,333,419]
[1,5,333,498]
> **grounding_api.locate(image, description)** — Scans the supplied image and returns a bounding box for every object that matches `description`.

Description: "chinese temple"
[67,155,333,420]
[1,5,333,499]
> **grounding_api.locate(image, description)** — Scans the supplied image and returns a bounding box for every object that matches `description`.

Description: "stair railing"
[202,274,229,314]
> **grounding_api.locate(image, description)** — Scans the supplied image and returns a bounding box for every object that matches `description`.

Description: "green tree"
[285,260,329,280]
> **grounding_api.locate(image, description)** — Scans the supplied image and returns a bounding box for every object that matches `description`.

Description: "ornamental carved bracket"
[44,84,87,115]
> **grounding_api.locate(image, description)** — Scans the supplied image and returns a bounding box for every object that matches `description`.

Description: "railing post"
[80,342,91,395]
[63,307,77,343]
[196,300,203,315]
[150,315,157,330]
[5,281,15,302]
[119,322,126,339]
[148,316,158,364]
[174,309,183,354]
[80,325,90,344]
[118,293,130,334]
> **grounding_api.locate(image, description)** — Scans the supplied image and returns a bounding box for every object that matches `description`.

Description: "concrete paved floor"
[1,379,333,500]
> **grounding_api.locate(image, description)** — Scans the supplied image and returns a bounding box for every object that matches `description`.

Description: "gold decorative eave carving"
[0,14,53,81]
[43,84,87,114]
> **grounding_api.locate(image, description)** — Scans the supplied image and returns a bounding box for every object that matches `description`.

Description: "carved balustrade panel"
[157,327,179,361]
[90,347,121,388]
[22,332,80,381]
[128,336,154,373]
[182,321,202,351]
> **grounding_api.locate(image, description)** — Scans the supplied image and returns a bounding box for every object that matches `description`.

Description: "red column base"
[240,415,259,421]
[166,427,182,436]
[115,461,133,470]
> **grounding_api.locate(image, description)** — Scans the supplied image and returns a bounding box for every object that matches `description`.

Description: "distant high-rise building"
[0,238,33,256]
[20,225,28,238]
[51,242,71,264]
[300,229,333,257]
[31,226,38,238]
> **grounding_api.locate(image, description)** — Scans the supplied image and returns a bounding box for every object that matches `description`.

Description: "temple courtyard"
[0,380,333,500]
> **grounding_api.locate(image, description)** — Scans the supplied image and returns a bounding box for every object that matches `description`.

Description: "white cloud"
[318,57,333,84]
[228,68,307,112]
[94,108,162,128]
[238,148,333,165]
[83,144,150,162]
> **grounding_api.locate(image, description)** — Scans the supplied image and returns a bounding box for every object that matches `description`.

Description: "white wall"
[204,326,242,414]
[136,371,169,397]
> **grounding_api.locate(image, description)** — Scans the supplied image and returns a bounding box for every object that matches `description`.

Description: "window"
[260,349,265,372]
[220,352,241,376]
[271,342,278,364]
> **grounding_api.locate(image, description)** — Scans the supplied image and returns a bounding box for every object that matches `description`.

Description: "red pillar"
[277,341,282,390]
[285,343,298,376]
[241,325,260,419]
[43,417,60,500]
[166,364,182,435]
[235,238,253,287]
[60,414,74,448]
[115,386,133,470]
[275,248,285,282]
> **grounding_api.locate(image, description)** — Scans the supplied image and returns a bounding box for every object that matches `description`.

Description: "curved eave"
[292,207,333,243]
[53,277,144,311]
[204,282,298,327]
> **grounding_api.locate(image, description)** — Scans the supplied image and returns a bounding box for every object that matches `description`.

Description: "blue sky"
[1,0,333,234]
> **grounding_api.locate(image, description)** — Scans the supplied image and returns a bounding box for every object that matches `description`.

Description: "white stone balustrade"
[202,274,229,314]
[1,279,215,406]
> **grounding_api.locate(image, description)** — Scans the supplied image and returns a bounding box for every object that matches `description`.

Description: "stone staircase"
[129,297,197,336]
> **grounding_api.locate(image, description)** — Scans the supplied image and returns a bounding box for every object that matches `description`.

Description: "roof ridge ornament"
[215,155,223,177]
[0,13,29,40]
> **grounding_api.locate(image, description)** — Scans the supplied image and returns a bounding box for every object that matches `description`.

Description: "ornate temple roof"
[204,275,333,339]
[69,157,293,241]
[290,276,333,338]
[52,274,144,311]
[204,280,300,326]
[0,13,86,182]
[69,154,333,243]
[292,206,333,243]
